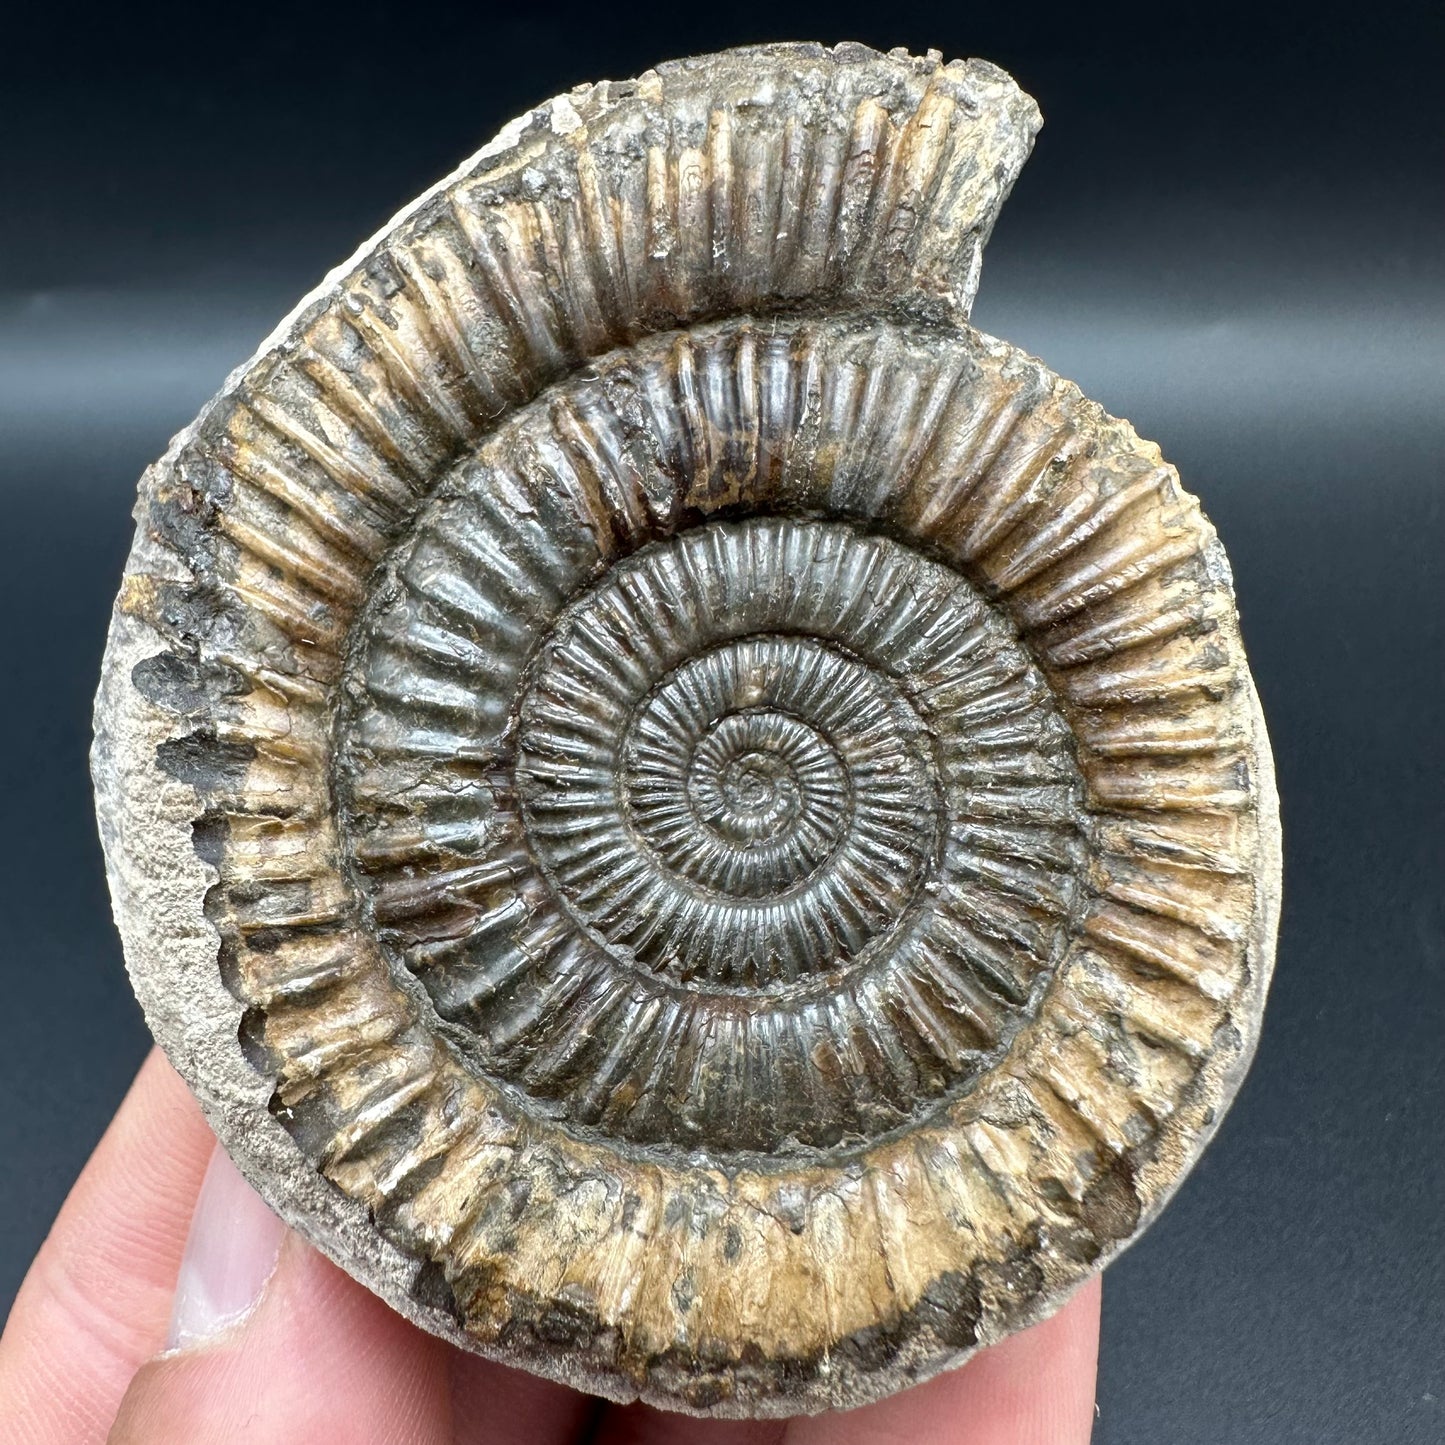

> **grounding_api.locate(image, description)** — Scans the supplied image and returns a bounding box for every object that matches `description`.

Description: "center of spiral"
[715,748,797,834]
[631,684,855,902]
[514,535,945,989]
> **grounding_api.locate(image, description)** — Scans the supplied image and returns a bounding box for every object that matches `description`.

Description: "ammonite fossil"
[93,43,1281,1416]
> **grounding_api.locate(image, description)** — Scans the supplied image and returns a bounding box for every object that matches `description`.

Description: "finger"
[788,1276,1102,1445]
[450,1351,600,1445]
[110,1206,454,1444]
[588,1404,786,1445]
[112,1141,597,1445]
[0,1048,214,1445]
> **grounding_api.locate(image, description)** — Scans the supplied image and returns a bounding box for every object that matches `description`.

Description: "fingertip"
[165,1146,287,1351]
[111,1233,456,1445]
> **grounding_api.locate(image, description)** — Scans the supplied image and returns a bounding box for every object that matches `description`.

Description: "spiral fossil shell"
[93,43,1280,1415]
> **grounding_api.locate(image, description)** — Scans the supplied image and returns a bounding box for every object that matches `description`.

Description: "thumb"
[109,1144,454,1445]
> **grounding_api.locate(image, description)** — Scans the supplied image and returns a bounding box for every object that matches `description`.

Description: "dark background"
[2,3,1441,1441]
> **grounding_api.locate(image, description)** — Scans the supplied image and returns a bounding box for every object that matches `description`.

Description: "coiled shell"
[93,42,1280,1416]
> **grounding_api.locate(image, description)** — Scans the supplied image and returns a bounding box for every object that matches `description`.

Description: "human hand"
[0,1050,1099,1444]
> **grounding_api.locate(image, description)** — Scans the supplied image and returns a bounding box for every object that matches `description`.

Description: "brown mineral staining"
[92,42,1279,1416]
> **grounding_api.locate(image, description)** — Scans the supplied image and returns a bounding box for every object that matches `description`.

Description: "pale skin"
[0,1050,1100,1444]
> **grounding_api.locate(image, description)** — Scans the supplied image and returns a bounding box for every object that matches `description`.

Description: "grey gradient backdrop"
[2,3,1441,1441]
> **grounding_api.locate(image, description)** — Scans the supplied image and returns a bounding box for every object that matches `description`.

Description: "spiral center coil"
[521,589,943,989]
[637,687,852,891]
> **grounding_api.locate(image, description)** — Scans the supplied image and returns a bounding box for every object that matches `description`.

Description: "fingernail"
[166,1144,287,1350]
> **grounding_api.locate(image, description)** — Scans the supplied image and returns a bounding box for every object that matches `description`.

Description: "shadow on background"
[1,3,1440,1441]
